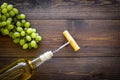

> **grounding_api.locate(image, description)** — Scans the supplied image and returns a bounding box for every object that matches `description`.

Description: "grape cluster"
[0,3,42,49]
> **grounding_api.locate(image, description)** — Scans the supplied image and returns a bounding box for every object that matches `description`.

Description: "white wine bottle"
[0,51,53,80]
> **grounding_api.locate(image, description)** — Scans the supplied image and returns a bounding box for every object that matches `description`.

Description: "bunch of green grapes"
[0,3,42,49]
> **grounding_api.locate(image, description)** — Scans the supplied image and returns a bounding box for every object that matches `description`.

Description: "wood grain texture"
[0,0,120,20]
[0,0,120,80]
[0,57,120,80]
[0,20,120,57]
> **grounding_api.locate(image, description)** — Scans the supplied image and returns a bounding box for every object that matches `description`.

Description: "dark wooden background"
[0,0,120,80]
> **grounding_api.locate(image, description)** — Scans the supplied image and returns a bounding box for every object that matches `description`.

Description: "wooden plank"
[0,20,120,57]
[0,1,120,80]
[0,0,120,10]
[0,0,120,19]
[24,12,120,20]
[0,57,120,80]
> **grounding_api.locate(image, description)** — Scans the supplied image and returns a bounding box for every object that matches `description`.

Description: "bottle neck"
[31,51,53,68]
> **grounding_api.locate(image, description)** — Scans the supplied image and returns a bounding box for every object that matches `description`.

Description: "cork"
[63,30,80,52]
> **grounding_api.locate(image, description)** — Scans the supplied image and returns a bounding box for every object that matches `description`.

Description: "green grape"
[14,32,20,37]
[24,22,30,28]
[16,21,21,27]
[13,8,19,14]
[34,44,38,48]
[28,43,32,49]
[6,20,11,25]
[12,34,16,39]
[21,20,26,27]
[1,15,6,21]
[27,28,33,34]
[36,33,39,36]
[8,24,14,30]
[23,43,28,49]
[16,27,23,32]
[7,17,12,22]
[31,32,36,39]
[35,35,42,42]
[19,39,25,46]
[26,35,31,41]
[5,13,10,18]
[30,40,37,47]
[1,21,6,26]
[32,28,36,33]
[1,3,8,9]
[3,28,9,35]
[13,38,20,44]
[21,20,26,24]
[24,28,28,31]
[7,4,13,11]
[0,14,1,19]
[16,15,20,19]
[20,31,25,36]
[2,8,7,14]
[20,14,26,19]
[9,32,13,37]
[0,22,2,27]
[9,11,15,17]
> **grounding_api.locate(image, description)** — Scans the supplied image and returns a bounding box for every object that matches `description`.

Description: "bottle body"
[0,59,34,80]
[0,51,53,80]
